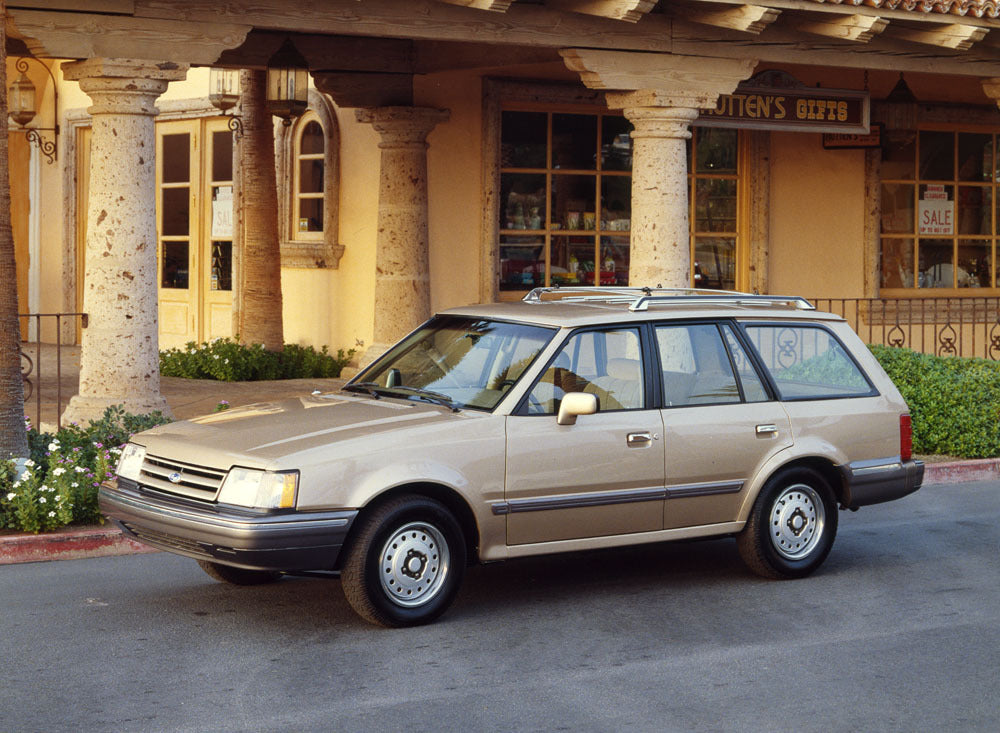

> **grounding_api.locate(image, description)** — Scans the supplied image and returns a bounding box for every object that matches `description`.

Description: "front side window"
[352,316,554,411]
[526,328,644,414]
[881,129,999,292]
[743,324,874,399]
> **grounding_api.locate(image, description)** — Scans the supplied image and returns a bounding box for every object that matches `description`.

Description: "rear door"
[655,322,792,529]
[504,326,666,545]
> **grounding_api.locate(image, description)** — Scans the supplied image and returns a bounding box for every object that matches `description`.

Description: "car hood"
[132,392,470,469]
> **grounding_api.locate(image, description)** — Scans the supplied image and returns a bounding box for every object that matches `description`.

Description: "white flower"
[12,481,20,489]
[53,467,66,476]
[47,442,59,452]
[19,470,31,482]
[39,496,47,504]
[47,511,55,518]
[74,466,87,474]
[24,459,35,467]
[54,495,62,501]
[71,482,79,488]
[5,492,15,501]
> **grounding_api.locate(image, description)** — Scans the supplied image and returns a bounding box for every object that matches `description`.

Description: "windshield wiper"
[386,386,460,412]
[344,381,383,399]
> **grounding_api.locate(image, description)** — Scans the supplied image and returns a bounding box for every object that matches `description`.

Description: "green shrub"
[869,345,1000,458]
[159,338,354,381]
[1,406,171,533]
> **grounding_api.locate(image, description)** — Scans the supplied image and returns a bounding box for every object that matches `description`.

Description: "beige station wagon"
[100,288,924,627]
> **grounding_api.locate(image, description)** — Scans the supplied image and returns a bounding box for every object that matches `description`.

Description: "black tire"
[737,467,838,580]
[341,495,466,628]
[196,560,282,586]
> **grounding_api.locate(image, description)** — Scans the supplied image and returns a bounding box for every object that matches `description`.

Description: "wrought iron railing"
[810,297,1000,360]
[18,313,88,430]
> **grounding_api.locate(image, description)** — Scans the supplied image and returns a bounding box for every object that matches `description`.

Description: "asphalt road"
[2,481,998,733]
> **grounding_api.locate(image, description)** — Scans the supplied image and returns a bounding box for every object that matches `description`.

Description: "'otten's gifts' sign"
[697,71,870,134]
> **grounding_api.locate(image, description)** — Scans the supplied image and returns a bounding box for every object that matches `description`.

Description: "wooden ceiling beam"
[792,14,889,44]
[7,9,250,63]
[888,23,988,52]
[547,1,656,24]
[683,4,781,35]
[433,0,513,11]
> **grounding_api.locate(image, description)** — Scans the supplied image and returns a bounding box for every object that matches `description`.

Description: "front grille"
[121,522,212,559]
[139,454,226,501]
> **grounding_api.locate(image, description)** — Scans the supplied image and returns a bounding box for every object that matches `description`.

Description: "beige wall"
[768,131,867,299]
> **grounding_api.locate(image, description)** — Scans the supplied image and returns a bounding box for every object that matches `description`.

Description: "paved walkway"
[20,343,347,428]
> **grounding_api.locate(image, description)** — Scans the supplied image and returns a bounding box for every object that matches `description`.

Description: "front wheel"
[341,495,466,627]
[737,467,838,579]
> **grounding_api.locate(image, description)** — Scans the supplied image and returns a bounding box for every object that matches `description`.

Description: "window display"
[881,129,998,291]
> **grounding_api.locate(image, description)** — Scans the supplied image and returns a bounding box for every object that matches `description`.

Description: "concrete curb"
[923,458,1000,485]
[1,460,996,566]
[0,525,159,566]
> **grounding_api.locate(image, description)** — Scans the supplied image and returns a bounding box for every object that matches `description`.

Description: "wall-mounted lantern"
[7,58,58,164]
[266,38,309,125]
[208,67,243,138]
[875,73,918,148]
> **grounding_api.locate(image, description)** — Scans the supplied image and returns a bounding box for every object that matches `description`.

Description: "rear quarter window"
[743,324,875,400]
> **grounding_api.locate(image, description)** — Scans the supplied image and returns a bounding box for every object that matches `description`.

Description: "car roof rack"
[521,286,815,312]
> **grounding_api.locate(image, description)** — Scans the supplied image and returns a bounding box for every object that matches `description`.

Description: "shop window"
[690,128,741,291]
[499,109,633,293]
[498,108,743,295]
[880,129,999,292]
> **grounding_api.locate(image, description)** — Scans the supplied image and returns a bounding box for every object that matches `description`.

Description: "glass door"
[156,118,234,348]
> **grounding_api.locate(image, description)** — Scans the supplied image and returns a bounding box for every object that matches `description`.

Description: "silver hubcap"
[378,522,450,608]
[769,483,826,561]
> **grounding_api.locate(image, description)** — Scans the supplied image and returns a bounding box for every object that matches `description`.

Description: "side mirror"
[557,392,598,426]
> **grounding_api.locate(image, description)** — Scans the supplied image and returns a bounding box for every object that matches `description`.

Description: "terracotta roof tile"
[808,0,1000,19]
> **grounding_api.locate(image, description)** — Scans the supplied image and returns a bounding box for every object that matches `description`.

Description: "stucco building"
[8,0,1000,421]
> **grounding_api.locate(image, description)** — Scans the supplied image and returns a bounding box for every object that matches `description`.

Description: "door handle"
[627,432,652,446]
[756,424,778,436]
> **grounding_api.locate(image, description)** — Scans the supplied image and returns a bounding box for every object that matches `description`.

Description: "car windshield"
[349,316,555,411]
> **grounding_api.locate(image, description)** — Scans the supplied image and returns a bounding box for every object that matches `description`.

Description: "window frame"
[275,89,344,269]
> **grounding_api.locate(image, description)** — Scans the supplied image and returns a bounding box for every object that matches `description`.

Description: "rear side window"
[743,324,874,400]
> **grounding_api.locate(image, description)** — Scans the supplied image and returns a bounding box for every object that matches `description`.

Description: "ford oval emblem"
[168,472,182,483]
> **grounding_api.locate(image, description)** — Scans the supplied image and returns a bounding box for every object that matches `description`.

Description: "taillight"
[900,414,912,462]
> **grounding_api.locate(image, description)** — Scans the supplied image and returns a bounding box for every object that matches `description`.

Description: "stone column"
[61,59,188,424]
[355,106,449,365]
[561,50,755,289]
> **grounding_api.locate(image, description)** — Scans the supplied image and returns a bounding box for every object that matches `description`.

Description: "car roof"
[441,289,845,328]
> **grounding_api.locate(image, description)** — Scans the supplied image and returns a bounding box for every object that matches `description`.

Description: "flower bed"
[1,406,171,534]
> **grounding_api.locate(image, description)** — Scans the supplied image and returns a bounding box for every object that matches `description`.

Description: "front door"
[157,118,234,348]
[505,327,665,546]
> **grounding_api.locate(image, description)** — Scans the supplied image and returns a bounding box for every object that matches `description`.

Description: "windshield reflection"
[349,316,555,411]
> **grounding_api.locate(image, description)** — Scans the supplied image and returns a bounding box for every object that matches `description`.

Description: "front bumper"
[99,478,358,571]
[841,458,924,508]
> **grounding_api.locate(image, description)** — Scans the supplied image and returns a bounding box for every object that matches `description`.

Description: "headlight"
[116,443,146,481]
[218,468,299,509]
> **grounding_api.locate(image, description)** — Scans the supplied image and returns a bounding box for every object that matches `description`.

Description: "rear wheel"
[341,495,466,627]
[196,560,282,586]
[737,467,838,579]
